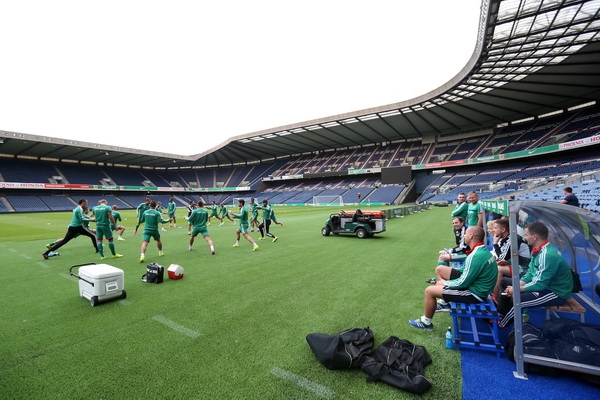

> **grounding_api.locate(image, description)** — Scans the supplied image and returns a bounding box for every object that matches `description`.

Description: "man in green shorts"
[409,226,497,329]
[92,199,123,260]
[110,205,126,240]
[249,197,259,232]
[167,197,177,228]
[139,200,170,263]
[188,200,215,254]
[230,199,259,251]
[218,202,234,226]
[207,201,219,226]
[156,201,168,231]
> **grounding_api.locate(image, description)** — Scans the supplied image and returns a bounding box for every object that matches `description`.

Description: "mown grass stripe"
[37,261,50,269]
[269,367,334,399]
[152,315,201,338]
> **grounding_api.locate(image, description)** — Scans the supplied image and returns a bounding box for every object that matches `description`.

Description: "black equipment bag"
[505,319,600,383]
[361,336,432,394]
[571,269,583,293]
[306,327,374,370]
[542,318,600,367]
[505,322,558,377]
[142,262,164,284]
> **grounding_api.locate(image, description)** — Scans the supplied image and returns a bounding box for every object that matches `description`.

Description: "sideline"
[269,367,334,399]
[152,315,202,338]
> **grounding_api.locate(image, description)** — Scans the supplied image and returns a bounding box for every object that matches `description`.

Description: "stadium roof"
[1,0,600,169]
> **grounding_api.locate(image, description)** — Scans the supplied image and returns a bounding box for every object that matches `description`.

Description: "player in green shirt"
[139,200,170,263]
[207,201,219,225]
[409,226,497,330]
[42,199,98,259]
[497,221,573,328]
[156,201,168,231]
[230,199,259,251]
[188,200,215,254]
[167,197,177,228]
[466,191,483,227]
[92,199,123,259]
[257,199,278,242]
[450,192,468,221]
[110,205,126,240]
[218,202,234,226]
[249,197,259,232]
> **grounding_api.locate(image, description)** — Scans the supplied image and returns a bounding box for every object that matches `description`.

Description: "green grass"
[0,205,462,399]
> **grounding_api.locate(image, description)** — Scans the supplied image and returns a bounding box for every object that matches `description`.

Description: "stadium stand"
[38,195,75,211]
[58,163,109,184]
[6,194,51,212]
[105,168,147,186]
[0,159,58,183]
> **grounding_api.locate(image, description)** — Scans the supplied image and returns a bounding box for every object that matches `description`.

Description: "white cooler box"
[69,263,127,306]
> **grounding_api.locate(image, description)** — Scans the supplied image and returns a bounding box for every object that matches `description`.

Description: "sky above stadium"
[0,1,480,156]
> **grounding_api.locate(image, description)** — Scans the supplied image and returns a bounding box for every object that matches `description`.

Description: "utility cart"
[321,209,386,238]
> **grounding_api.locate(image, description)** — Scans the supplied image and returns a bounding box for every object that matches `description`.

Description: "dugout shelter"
[481,199,600,379]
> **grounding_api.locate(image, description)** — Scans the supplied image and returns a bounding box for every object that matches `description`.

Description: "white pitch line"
[59,273,75,281]
[269,367,334,399]
[152,315,201,338]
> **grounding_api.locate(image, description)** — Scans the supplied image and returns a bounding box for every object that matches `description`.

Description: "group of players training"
[41,196,282,262]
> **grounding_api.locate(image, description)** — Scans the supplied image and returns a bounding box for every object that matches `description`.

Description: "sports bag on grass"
[361,336,432,394]
[306,327,374,370]
[142,262,164,284]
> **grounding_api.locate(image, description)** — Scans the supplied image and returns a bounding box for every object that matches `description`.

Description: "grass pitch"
[0,205,463,399]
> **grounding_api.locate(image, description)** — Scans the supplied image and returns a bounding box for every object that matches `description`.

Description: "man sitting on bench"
[408,226,498,330]
[497,221,573,328]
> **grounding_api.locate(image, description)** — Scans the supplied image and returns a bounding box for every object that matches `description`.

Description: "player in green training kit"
[42,199,98,259]
[257,199,278,242]
[139,200,170,262]
[207,201,219,225]
[218,202,234,226]
[188,200,215,254]
[111,205,126,240]
[156,201,168,231]
[134,198,151,234]
[230,199,259,251]
[92,199,123,260]
[167,197,177,228]
[249,197,259,232]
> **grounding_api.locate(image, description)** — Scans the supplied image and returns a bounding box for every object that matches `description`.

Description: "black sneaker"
[424,277,437,284]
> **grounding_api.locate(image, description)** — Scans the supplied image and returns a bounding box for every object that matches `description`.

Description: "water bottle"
[522,309,529,323]
[445,327,453,349]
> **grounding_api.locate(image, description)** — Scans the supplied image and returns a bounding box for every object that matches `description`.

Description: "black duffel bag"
[361,336,432,394]
[306,327,374,370]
